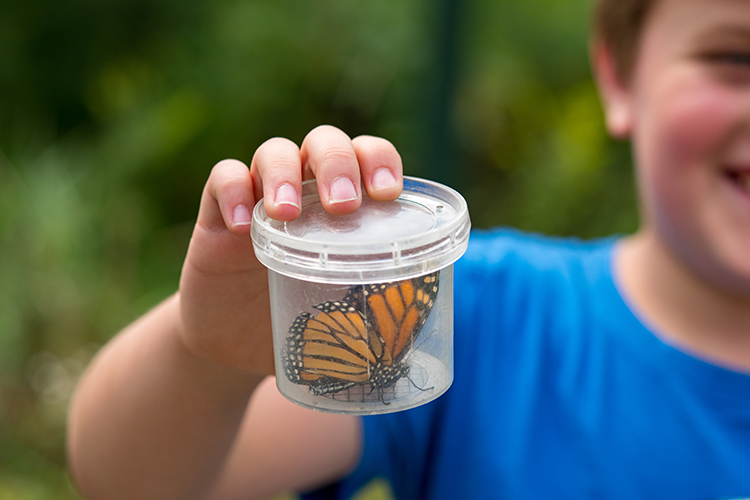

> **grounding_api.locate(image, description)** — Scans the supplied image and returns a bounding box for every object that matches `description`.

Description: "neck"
[616,229,750,373]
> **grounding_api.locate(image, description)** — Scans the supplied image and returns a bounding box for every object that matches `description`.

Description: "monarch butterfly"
[283,271,440,403]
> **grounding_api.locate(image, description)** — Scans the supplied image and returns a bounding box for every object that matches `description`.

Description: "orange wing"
[283,272,440,398]
[344,271,439,364]
[284,301,374,393]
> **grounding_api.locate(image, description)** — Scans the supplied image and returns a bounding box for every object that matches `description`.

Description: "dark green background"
[0,0,637,497]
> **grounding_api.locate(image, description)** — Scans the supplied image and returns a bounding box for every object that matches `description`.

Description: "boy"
[67,0,750,498]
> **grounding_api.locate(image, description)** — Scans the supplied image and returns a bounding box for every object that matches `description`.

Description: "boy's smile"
[598,0,750,371]
[724,157,750,201]
[614,0,750,295]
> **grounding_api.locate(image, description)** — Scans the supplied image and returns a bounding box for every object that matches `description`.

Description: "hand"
[177,125,404,375]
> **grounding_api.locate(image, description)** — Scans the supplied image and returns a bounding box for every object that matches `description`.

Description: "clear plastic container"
[252,177,470,414]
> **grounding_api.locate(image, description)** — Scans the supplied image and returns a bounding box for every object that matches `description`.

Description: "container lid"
[251,176,470,283]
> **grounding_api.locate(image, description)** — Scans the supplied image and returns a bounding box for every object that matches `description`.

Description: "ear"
[590,40,634,139]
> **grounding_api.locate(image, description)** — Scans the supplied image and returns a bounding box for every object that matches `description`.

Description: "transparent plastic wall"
[269,267,453,414]
[253,177,469,415]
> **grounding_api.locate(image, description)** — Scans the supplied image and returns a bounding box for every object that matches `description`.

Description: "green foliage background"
[0,0,637,497]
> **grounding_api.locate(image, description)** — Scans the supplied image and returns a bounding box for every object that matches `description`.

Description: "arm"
[67,126,403,499]
[67,294,265,499]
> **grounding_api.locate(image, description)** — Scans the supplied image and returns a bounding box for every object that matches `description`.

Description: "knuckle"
[353,137,401,164]
[253,139,300,172]
[210,159,247,180]
[318,147,358,166]
[211,158,242,174]
[264,157,301,176]
[215,173,246,191]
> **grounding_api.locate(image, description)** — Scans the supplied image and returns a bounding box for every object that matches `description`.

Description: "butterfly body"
[282,272,440,404]
[305,360,411,397]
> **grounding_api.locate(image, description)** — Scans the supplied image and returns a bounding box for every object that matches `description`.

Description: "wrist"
[167,293,266,399]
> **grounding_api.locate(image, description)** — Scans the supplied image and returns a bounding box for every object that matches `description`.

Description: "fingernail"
[274,183,300,209]
[329,177,359,204]
[232,204,252,226]
[371,168,397,190]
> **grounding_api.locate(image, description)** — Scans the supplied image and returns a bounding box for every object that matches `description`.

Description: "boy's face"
[609,0,750,294]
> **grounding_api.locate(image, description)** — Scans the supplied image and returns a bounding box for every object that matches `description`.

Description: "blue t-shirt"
[306,229,750,500]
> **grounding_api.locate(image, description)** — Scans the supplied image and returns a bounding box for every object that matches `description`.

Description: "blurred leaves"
[0,0,637,497]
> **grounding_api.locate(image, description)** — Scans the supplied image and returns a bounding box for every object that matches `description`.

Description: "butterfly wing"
[283,301,377,395]
[284,271,440,398]
[344,271,440,365]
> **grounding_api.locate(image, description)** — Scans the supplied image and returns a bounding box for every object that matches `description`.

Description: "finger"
[351,135,403,201]
[250,137,303,222]
[300,125,361,215]
[198,159,256,235]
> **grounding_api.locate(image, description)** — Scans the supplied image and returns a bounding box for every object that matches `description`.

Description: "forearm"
[67,294,263,500]
[66,132,400,498]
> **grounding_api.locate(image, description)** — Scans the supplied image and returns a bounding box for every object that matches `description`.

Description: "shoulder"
[456,227,617,286]
[452,227,621,346]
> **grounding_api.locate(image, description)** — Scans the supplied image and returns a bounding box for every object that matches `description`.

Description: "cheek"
[652,82,733,172]
[634,78,737,211]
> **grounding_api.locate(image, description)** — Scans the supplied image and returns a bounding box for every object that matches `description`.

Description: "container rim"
[251,176,470,283]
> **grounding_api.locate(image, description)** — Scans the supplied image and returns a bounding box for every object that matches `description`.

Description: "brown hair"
[593,0,656,82]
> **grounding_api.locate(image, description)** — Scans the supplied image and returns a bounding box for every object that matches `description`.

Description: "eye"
[701,50,750,84]
[704,51,750,66]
